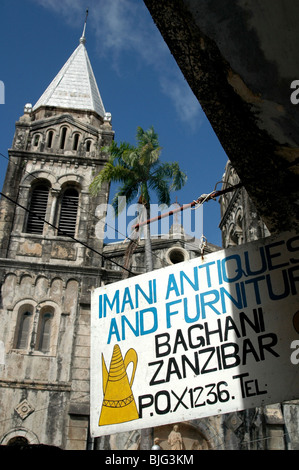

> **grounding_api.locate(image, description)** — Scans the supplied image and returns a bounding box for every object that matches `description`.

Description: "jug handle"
[101,353,108,394]
[124,348,138,387]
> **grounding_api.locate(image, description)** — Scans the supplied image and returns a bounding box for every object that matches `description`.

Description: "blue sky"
[0,0,229,247]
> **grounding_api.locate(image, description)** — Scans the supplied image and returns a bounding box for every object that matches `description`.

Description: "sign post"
[90,232,299,438]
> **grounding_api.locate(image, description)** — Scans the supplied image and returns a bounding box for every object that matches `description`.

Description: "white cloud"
[32,0,202,129]
[160,74,203,131]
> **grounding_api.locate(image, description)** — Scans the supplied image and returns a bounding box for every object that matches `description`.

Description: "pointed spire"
[80,9,89,45]
[32,11,107,119]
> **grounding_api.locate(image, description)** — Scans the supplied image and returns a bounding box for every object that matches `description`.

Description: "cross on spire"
[80,9,89,44]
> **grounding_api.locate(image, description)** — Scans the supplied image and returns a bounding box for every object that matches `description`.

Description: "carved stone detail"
[15,399,35,420]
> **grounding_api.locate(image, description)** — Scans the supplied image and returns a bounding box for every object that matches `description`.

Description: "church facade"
[0,32,114,449]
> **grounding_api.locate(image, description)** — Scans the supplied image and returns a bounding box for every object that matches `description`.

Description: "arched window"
[37,311,53,353]
[7,437,29,447]
[13,302,59,355]
[60,127,67,149]
[86,140,91,152]
[16,311,32,349]
[46,130,54,148]
[73,133,80,151]
[26,184,49,234]
[58,188,79,236]
[33,134,40,147]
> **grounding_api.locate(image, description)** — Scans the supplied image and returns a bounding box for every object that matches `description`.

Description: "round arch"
[0,428,39,446]
[20,170,56,188]
[57,174,83,190]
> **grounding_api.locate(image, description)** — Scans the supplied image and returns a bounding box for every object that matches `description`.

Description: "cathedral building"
[0,30,114,449]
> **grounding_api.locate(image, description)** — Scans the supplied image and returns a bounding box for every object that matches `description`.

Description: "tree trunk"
[140,204,153,448]
[140,427,154,450]
[122,238,138,278]
[144,204,153,272]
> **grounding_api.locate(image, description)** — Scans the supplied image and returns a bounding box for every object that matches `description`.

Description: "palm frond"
[111,179,139,215]
[121,149,140,169]
[149,175,171,206]
[136,126,159,149]
[89,160,133,196]
[90,127,187,228]
[154,162,187,190]
[170,162,188,190]
[139,145,161,168]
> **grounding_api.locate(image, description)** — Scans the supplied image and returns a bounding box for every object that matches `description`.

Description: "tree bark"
[144,204,153,272]
[140,205,153,448]
[140,427,154,450]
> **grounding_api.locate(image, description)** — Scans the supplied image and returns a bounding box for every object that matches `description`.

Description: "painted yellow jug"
[99,344,139,426]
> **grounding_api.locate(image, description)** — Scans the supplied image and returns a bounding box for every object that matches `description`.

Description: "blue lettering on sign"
[96,234,299,344]
[99,279,157,318]
[107,307,158,344]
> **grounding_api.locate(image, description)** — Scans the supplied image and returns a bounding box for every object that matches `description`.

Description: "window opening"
[60,127,67,149]
[166,247,189,265]
[47,130,54,148]
[38,312,53,353]
[16,311,32,349]
[7,437,29,447]
[58,188,79,236]
[86,140,91,152]
[26,185,49,234]
[169,249,185,264]
[73,133,80,150]
[33,135,40,147]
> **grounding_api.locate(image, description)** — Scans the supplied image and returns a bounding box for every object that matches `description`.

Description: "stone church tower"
[0,29,114,449]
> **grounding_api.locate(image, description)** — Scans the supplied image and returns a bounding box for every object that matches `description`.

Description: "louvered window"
[26,185,49,234]
[16,311,32,349]
[58,188,79,236]
[37,312,53,353]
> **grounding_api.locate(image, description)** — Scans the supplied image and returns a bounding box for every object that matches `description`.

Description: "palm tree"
[90,126,187,274]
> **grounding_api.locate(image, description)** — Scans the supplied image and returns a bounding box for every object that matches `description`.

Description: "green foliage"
[89,126,187,215]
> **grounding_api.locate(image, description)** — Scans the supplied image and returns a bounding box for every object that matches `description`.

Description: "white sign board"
[90,232,299,437]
